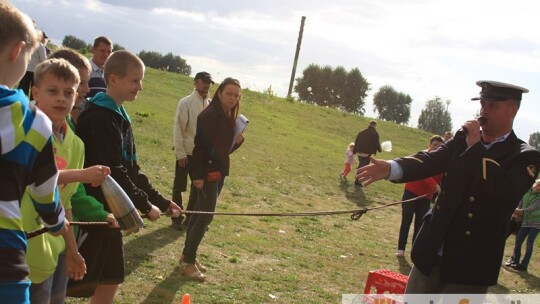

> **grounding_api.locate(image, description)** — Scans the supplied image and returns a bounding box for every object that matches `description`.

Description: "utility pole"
[287,16,306,98]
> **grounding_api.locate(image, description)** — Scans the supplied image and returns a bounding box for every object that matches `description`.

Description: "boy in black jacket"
[68,50,181,303]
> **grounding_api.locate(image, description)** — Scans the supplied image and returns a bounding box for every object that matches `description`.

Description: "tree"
[294,64,370,114]
[313,65,332,106]
[294,64,321,104]
[137,50,191,76]
[113,43,125,51]
[62,35,89,52]
[529,132,540,150]
[329,66,347,108]
[417,97,452,135]
[341,68,370,114]
[373,85,411,124]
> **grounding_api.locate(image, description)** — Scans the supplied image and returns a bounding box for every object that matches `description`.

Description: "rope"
[25,193,431,239]
[25,221,110,239]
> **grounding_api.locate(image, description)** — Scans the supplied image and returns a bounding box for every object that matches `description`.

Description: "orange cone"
[181,294,191,304]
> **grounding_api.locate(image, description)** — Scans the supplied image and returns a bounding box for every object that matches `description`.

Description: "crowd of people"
[2,1,540,303]
[0,2,245,302]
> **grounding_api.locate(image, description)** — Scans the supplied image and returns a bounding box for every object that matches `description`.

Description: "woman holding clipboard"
[179,77,245,281]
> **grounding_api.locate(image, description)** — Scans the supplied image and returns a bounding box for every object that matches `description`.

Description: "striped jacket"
[0,87,64,283]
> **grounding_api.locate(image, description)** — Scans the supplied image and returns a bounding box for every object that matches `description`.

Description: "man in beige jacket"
[171,72,214,230]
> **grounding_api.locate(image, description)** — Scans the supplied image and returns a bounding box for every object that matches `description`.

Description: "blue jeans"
[398,190,430,251]
[512,226,540,268]
[182,177,225,264]
[30,253,68,304]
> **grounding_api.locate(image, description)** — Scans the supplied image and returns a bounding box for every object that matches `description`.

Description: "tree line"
[61,35,191,76]
[293,63,453,135]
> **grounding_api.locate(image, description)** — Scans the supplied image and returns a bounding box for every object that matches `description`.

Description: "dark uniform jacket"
[353,126,381,155]
[396,130,540,286]
[191,100,243,181]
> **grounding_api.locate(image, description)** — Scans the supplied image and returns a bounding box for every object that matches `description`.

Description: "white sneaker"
[396,250,405,257]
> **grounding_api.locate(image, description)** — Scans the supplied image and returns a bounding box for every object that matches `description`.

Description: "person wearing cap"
[171,71,214,231]
[17,30,48,98]
[356,80,540,293]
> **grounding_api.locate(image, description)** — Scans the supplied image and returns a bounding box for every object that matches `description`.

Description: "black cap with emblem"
[471,80,529,102]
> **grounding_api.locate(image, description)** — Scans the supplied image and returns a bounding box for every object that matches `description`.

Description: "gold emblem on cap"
[527,165,537,178]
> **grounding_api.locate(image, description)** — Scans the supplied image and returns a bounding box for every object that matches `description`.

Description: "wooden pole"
[287,16,306,98]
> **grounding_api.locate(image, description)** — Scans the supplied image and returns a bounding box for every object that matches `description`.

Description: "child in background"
[0,3,67,303]
[339,142,355,180]
[505,178,540,272]
[69,50,182,303]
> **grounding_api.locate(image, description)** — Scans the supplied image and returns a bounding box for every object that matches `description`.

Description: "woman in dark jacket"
[180,77,244,281]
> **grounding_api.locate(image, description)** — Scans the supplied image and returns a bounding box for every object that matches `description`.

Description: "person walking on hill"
[353,120,381,186]
[339,142,356,180]
[357,80,540,293]
[171,72,214,231]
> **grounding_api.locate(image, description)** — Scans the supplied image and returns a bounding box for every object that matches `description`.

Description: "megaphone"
[100,175,144,234]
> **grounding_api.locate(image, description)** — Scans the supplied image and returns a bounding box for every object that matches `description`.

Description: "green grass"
[66,68,540,303]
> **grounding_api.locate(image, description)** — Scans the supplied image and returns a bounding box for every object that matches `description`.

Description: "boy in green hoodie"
[68,50,182,304]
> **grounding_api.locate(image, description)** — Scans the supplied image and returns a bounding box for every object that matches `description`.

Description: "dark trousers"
[512,226,540,268]
[182,177,225,264]
[398,189,430,251]
[354,155,371,185]
[172,156,198,224]
[17,71,34,98]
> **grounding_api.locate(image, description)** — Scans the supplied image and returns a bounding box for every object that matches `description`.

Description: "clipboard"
[231,114,249,151]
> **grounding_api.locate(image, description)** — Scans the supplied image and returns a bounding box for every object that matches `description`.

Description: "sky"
[11,0,540,140]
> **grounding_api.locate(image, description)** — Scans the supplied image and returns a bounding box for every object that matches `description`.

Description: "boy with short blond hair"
[69,50,181,303]
[22,58,84,304]
[22,57,116,304]
[0,2,67,303]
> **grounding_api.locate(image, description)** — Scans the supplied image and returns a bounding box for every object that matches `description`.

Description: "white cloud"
[10,0,540,139]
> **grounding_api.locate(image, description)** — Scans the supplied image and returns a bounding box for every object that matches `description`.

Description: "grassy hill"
[67,68,539,304]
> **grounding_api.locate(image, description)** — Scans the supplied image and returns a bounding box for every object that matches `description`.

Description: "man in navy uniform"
[357,80,540,293]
